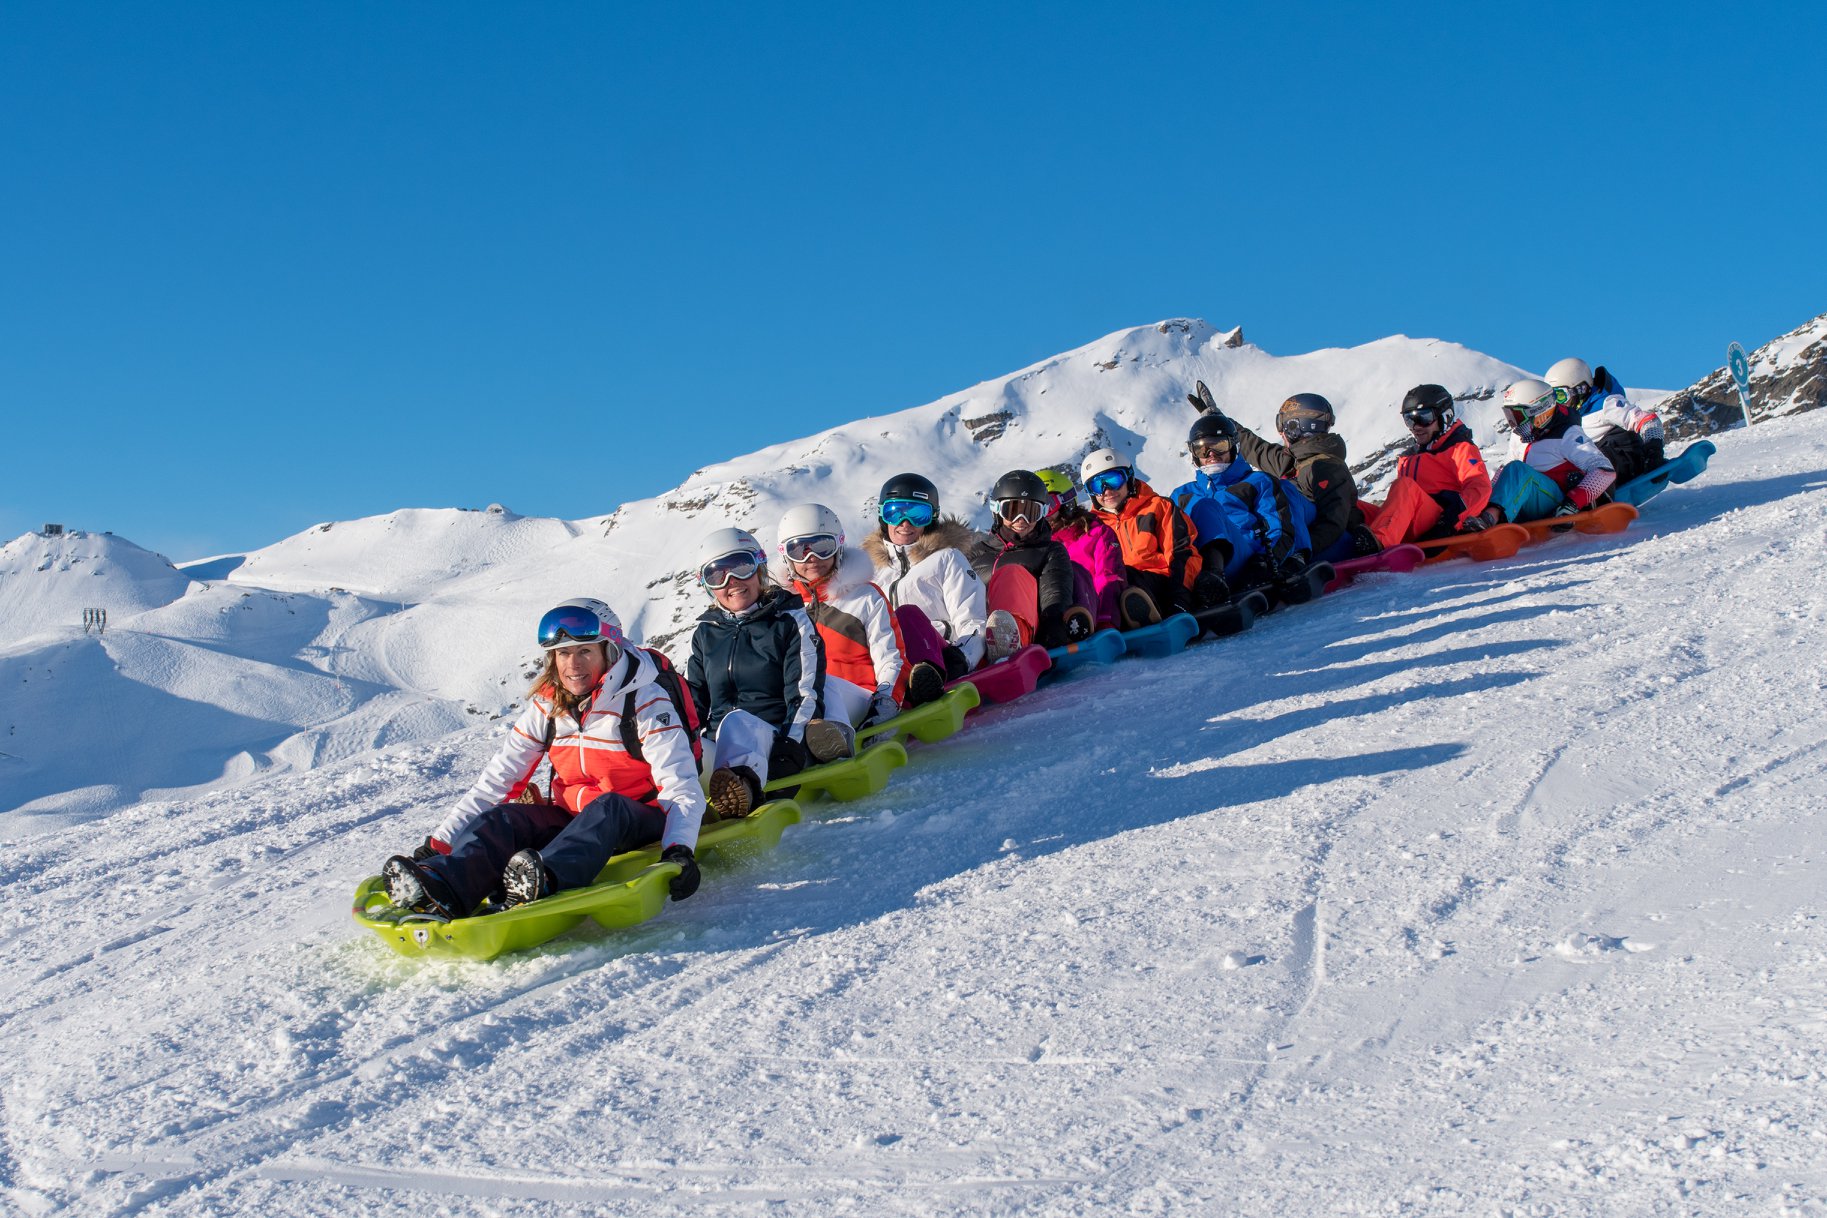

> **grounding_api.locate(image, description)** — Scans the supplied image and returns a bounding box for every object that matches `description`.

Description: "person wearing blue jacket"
[1173,413,1314,600]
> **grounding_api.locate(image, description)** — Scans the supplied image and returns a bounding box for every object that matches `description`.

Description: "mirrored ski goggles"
[1400,406,1441,427]
[782,533,841,563]
[878,498,935,528]
[994,497,1046,524]
[1503,394,1557,430]
[1085,469,1130,497]
[698,552,763,589]
[1190,439,1236,463]
[536,605,624,651]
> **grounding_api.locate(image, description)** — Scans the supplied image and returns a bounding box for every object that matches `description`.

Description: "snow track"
[4,419,1827,1215]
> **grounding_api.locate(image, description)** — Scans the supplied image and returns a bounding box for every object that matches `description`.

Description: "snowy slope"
[0,529,194,650]
[2,416,1824,1215]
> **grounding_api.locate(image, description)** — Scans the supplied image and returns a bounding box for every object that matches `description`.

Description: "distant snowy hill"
[0,529,194,650]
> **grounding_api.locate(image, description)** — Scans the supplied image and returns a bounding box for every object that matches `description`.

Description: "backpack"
[617,646,704,767]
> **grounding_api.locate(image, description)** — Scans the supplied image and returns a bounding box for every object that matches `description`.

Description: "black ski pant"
[1124,567,1192,619]
[425,794,666,914]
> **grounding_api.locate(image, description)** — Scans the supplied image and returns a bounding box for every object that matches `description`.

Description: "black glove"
[941,643,970,682]
[1553,500,1580,517]
[1643,437,1666,467]
[1036,608,1070,650]
[1459,512,1490,533]
[1429,490,1467,522]
[1191,569,1231,609]
[1236,553,1274,591]
[411,836,440,862]
[1275,550,1311,580]
[661,844,700,901]
[1186,380,1226,419]
[769,733,809,779]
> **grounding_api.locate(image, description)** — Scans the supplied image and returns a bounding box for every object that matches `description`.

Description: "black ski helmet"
[879,472,938,511]
[989,469,1048,504]
[1400,384,1456,429]
[1276,393,1336,439]
[1187,412,1239,446]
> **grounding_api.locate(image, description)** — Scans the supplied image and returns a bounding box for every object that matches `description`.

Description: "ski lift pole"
[1728,341,1753,428]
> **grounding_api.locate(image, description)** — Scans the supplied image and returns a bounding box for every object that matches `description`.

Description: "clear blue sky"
[4,1,1821,559]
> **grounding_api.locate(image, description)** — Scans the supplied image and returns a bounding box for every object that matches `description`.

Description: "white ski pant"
[822,674,874,727]
[702,709,779,786]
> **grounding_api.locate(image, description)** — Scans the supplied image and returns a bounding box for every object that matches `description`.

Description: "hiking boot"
[984,610,1023,662]
[1120,587,1161,630]
[501,849,552,908]
[1062,605,1095,641]
[1348,523,1382,556]
[382,855,458,919]
[804,718,857,764]
[905,660,946,706]
[707,764,763,819]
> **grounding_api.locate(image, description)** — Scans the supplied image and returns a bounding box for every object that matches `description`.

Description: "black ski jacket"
[965,518,1077,641]
[687,586,825,743]
[1233,425,1361,556]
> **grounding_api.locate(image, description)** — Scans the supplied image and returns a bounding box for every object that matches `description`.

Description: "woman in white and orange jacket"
[380,598,705,920]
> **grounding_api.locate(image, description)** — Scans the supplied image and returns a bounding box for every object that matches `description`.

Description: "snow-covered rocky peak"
[1659,312,1827,436]
[0,528,194,650]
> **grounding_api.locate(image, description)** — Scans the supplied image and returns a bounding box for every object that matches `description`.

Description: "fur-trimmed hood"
[861,516,979,569]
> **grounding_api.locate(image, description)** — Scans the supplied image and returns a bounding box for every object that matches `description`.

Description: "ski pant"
[1488,461,1567,524]
[1361,477,1447,548]
[1071,562,1119,632]
[821,672,874,727]
[425,793,665,916]
[895,605,969,680]
[703,708,784,787]
[1181,497,1256,580]
[986,565,1040,648]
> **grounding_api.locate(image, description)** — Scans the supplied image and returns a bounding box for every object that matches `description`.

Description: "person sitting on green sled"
[381,598,705,920]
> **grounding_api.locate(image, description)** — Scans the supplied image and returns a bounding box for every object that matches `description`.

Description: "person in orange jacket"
[1080,447,1202,627]
[1358,384,1495,547]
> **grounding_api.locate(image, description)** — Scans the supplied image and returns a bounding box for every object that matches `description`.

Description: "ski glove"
[1459,512,1490,533]
[1429,490,1467,523]
[769,733,809,780]
[411,836,444,861]
[1275,550,1311,580]
[1552,501,1581,517]
[864,692,901,728]
[661,844,700,901]
[1186,380,1226,419]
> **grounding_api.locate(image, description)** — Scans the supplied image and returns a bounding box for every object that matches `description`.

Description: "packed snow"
[3,323,1825,1215]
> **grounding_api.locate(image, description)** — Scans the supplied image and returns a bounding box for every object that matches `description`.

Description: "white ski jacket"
[1581,391,1665,445]
[862,520,987,669]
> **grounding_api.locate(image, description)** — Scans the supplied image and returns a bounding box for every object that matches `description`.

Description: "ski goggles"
[1400,406,1441,427]
[1085,469,1130,497]
[878,498,935,528]
[994,497,1046,524]
[1189,439,1236,463]
[536,605,624,651]
[1503,392,1558,432]
[782,533,841,563]
[1277,416,1328,441]
[1551,383,1589,406]
[698,551,763,589]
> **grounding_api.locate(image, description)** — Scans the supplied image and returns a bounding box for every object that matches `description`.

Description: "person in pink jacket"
[1039,469,1125,632]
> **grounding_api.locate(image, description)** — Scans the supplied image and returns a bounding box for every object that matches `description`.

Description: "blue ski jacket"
[1173,460,1314,578]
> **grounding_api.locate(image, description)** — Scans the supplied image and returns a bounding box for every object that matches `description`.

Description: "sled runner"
[768,738,908,802]
[1325,543,1425,593]
[857,684,981,746]
[1044,628,1126,674]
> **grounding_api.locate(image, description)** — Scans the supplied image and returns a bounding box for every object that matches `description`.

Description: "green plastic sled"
[766,738,908,802]
[856,684,981,746]
[352,798,803,961]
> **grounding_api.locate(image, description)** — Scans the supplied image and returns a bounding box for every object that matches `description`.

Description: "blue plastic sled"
[1045,628,1126,675]
[1120,612,1200,659]
[1613,439,1717,507]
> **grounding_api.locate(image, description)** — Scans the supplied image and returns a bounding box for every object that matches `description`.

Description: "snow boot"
[707,764,763,820]
[804,718,857,764]
[905,660,946,706]
[1120,587,1162,630]
[984,610,1023,662]
[382,855,458,919]
[501,849,552,908]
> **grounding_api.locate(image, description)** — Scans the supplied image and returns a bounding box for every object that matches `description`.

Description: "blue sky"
[4,1,1821,559]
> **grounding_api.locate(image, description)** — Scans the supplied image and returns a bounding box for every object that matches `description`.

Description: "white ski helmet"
[775,503,846,563]
[1080,448,1133,491]
[1501,378,1560,439]
[1544,357,1594,391]
[695,526,766,582]
[536,596,625,663]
